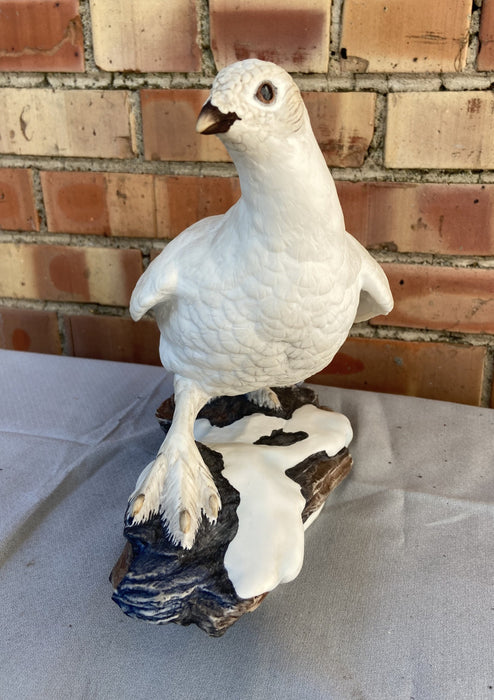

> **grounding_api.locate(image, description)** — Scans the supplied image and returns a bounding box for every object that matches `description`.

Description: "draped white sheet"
[0,349,492,700]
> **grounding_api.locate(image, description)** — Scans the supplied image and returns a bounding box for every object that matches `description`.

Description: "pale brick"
[42,171,157,237]
[141,90,229,162]
[106,173,156,238]
[155,175,241,238]
[478,0,494,70]
[65,314,160,364]
[0,89,136,158]
[210,0,330,73]
[0,307,61,355]
[336,181,494,256]
[0,0,84,72]
[0,169,39,232]
[304,92,376,167]
[374,264,494,334]
[0,243,142,306]
[309,337,485,406]
[90,0,200,73]
[385,92,494,170]
[340,0,471,73]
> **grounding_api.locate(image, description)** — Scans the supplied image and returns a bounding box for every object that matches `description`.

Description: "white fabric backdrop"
[0,349,493,699]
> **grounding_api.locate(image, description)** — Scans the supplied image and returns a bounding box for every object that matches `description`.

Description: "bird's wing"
[346,233,394,323]
[129,215,224,321]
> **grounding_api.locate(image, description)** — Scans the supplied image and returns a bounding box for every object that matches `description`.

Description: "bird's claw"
[126,448,221,549]
[209,493,220,519]
[130,493,145,517]
[179,509,192,535]
[176,492,220,538]
[247,387,282,411]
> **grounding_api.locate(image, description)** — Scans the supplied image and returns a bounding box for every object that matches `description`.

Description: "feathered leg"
[126,375,221,549]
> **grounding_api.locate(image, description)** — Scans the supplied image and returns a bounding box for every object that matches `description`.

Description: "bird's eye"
[255,82,276,104]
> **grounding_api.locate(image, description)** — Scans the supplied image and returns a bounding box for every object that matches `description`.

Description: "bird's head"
[196,59,308,151]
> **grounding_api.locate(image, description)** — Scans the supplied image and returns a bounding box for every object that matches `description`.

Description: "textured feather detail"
[126,59,394,549]
[345,234,394,322]
[129,215,225,321]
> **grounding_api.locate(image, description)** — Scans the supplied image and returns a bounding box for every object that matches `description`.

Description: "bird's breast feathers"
[130,192,390,394]
[150,236,362,394]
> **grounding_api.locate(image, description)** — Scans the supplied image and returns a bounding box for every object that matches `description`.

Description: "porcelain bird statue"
[126,59,393,548]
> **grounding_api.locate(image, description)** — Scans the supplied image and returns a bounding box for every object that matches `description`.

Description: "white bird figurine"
[127,59,393,549]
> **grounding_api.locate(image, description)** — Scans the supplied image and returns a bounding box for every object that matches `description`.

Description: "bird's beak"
[196,99,240,135]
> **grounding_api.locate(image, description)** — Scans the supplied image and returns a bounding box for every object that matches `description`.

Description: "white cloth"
[0,349,493,699]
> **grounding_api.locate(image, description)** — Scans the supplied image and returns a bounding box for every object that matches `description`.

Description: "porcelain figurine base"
[110,386,352,637]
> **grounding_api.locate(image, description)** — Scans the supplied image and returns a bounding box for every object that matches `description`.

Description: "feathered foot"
[126,438,221,549]
[246,387,282,411]
[125,375,220,549]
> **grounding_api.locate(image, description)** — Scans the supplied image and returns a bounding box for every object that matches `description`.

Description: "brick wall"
[0,0,493,408]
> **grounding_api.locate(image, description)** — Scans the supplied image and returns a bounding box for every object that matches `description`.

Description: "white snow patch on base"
[194,404,352,599]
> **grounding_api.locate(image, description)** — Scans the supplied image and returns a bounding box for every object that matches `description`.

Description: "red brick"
[210,0,330,73]
[304,92,376,167]
[155,176,241,238]
[42,171,109,235]
[385,92,494,170]
[340,0,471,73]
[41,171,156,237]
[0,307,61,354]
[141,90,230,162]
[0,169,39,232]
[0,0,84,72]
[374,264,494,334]
[336,181,494,256]
[478,0,494,70]
[42,172,242,239]
[90,0,200,72]
[309,337,486,406]
[0,243,142,306]
[64,314,160,364]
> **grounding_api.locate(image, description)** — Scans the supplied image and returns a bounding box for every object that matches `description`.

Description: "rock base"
[110,386,352,637]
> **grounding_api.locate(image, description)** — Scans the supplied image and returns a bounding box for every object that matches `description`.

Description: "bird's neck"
[229,130,346,245]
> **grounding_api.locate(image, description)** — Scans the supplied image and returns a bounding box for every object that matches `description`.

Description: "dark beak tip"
[196,101,240,135]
